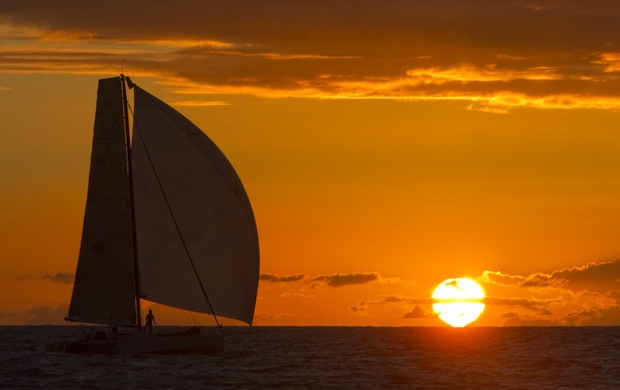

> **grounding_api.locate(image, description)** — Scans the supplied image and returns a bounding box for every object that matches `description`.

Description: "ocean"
[0,326,618,389]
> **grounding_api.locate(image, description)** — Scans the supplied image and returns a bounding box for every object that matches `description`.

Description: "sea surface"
[0,326,618,389]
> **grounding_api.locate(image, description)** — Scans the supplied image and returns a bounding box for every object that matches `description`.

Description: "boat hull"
[115,332,223,354]
[65,340,117,354]
[64,330,223,354]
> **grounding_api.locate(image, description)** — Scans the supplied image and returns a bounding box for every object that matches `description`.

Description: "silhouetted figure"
[144,309,156,335]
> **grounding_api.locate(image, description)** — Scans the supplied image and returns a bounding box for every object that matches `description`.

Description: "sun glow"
[432,278,485,327]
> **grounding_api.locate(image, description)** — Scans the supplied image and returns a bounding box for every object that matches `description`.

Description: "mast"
[120,74,142,331]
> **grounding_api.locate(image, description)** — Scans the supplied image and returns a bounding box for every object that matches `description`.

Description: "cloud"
[349,296,436,320]
[403,305,434,319]
[481,259,620,293]
[349,295,403,314]
[481,260,620,325]
[521,259,620,292]
[0,311,17,318]
[260,273,306,283]
[17,272,74,284]
[348,303,367,314]
[480,270,527,286]
[484,296,557,315]
[405,65,561,84]
[261,271,391,292]
[170,100,230,107]
[312,272,379,287]
[1,1,620,110]
[500,312,559,326]
[564,305,620,326]
[349,295,435,317]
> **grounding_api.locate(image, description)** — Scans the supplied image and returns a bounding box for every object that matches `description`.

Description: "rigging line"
[121,74,142,331]
[131,91,223,332]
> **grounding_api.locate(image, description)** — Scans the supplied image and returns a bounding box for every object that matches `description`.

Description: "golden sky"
[1,0,620,326]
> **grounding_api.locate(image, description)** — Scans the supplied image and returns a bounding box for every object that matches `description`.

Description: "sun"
[432,278,485,327]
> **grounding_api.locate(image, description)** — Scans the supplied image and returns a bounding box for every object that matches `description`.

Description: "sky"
[1,0,620,326]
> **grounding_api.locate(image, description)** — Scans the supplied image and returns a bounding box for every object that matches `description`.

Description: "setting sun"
[432,278,485,327]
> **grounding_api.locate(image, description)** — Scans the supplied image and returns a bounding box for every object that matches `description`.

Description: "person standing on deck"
[144,310,156,335]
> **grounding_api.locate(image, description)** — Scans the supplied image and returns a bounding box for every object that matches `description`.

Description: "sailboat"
[63,75,259,354]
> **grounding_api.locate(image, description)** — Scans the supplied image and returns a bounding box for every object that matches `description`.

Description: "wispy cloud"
[170,100,229,107]
[481,259,620,325]
[405,65,562,84]
[564,304,620,326]
[482,259,620,292]
[484,296,557,315]
[312,272,379,287]
[17,272,74,284]
[481,271,528,286]
[349,294,434,317]
[500,312,559,326]
[261,271,383,288]
[260,273,306,283]
[1,1,620,110]
[403,305,434,319]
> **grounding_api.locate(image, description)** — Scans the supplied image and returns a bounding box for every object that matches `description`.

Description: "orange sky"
[1,0,620,326]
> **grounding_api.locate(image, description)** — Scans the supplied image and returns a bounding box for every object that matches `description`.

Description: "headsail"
[131,87,259,325]
[66,77,137,326]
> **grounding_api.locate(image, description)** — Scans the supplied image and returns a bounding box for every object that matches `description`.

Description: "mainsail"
[66,77,137,326]
[67,76,259,328]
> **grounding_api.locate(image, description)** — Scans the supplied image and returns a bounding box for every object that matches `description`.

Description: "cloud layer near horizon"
[2,1,620,110]
[260,272,381,287]
[481,259,620,325]
[11,261,620,325]
[482,259,620,292]
[17,272,74,284]
[258,259,620,325]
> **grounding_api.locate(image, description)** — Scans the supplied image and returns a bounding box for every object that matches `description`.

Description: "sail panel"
[132,87,259,325]
[66,77,137,326]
